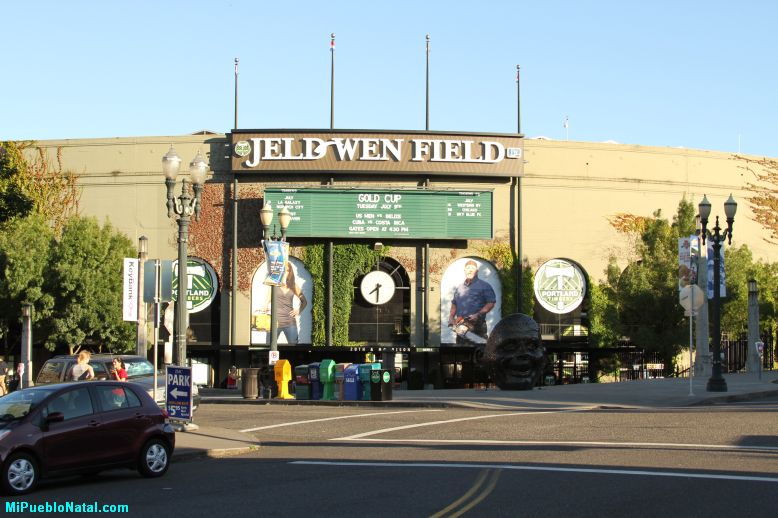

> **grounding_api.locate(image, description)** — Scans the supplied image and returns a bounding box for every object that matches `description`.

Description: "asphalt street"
[8,397,777,517]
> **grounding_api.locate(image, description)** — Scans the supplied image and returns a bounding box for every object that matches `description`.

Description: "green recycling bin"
[294,364,310,400]
[370,369,393,401]
[320,359,337,401]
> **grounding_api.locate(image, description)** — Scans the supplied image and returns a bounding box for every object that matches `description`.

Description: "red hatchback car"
[0,381,175,495]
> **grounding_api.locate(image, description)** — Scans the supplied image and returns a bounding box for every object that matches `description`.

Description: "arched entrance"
[349,257,411,345]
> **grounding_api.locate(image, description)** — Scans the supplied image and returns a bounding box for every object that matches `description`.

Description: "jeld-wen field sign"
[264,188,493,240]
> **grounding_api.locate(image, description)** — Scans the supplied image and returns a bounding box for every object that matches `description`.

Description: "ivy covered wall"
[302,243,387,345]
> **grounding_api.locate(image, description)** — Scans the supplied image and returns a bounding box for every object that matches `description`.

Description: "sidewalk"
[173,371,778,460]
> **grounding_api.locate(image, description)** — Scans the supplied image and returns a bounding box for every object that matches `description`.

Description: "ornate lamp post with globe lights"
[259,202,291,353]
[162,145,208,366]
[698,194,737,392]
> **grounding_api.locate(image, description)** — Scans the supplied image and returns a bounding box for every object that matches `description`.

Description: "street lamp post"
[20,303,33,389]
[136,235,149,357]
[698,194,737,392]
[747,279,760,374]
[163,145,208,366]
[259,202,291,352]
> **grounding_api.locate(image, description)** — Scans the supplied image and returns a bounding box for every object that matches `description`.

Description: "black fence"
[438,333,776,388]
[721,333,775,373]
[543,334,776,385]
[544,347,668,385]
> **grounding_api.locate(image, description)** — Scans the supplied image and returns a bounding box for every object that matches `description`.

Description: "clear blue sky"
[3,1,777,157]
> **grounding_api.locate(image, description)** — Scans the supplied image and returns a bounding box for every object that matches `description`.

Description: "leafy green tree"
[588,260,621,348]
[718,247,778,353]
[0,144,34,224]
[43,217,136,354]
[720,245,756,335]
[602,199,697,372]
[0,214,55,352]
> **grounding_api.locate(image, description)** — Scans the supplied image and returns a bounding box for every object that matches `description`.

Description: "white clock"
[359,271,396,305]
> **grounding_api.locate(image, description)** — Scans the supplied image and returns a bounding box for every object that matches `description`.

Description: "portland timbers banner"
[263,239,289,286]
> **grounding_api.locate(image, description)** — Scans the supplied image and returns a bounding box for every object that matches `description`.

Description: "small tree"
[0,144,34,224]
[603,199,697,373]
[0,214,55,352]
[44,217,136,354]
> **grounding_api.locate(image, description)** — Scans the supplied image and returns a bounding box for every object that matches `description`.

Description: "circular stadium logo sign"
[234,140,251,157]
[172,258,218,313]
[534,259,587,314]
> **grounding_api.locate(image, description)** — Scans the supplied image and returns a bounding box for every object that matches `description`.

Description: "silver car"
[34,354,200,412]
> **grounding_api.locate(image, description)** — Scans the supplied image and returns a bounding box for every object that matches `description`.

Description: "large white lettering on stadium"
[242,137,506,167]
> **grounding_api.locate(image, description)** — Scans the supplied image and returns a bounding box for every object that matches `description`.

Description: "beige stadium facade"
[28,131,775,387]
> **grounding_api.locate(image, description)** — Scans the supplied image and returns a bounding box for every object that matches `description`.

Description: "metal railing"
[721,333,775,372]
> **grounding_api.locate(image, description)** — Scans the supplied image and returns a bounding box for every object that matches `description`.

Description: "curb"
[202,397,452,409]
[690,388,778,406]
[173,445,259,462]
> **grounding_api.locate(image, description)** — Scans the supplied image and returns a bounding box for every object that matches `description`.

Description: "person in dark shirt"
[448,260,496,344]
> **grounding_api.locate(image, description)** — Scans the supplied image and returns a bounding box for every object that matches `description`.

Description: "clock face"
[359,271,396,305]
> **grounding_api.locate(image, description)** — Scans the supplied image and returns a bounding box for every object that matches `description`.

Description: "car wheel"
[2,452,38,495]
[138,439,170,478]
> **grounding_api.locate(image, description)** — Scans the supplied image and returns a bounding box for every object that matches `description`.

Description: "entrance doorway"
[349,258,410,345]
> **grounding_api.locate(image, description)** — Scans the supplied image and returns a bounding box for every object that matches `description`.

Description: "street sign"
[679,285,705,313]
[269,350,279,365]
[144,260,174,303]
[165,365,193,422]
[755,341,764,357]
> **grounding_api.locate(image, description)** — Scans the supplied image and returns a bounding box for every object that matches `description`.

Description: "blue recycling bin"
[343,365,361,401]
[308,362,322,400]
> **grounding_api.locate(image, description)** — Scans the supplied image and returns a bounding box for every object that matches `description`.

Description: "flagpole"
[231,57,239,350]
[326,33,335,346]
[423,34,431,346]
[330,33,335,129]
[233,58,239,129]
[515,64,523,313]
[425,34,430,131]
[516,65,521,134]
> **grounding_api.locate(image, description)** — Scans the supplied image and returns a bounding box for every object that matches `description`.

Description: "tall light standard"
[136,235,149,357]
[259,202,291,352]
[747,279,761,374]
[162,145,208,366]
[20,303,33,389]
[698,194,737,392]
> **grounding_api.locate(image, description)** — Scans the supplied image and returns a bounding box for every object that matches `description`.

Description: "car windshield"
[0,387,59,420]
[123,359,155,378]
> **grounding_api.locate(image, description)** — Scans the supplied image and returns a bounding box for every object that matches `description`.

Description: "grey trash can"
[241,368,260,399]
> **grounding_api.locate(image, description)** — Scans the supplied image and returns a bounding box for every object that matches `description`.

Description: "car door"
[93,384,153,464]
[41,386,106,473]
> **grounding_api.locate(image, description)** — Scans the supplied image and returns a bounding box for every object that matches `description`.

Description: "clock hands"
[369,283,382,303]
[361,271,394,305]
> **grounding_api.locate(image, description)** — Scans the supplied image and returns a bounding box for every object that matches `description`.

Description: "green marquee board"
[264,188,493,239]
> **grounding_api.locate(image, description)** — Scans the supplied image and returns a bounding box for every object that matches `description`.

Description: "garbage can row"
[243,361,392,401]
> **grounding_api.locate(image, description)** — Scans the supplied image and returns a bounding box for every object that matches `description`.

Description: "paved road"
[11,398,776,517]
